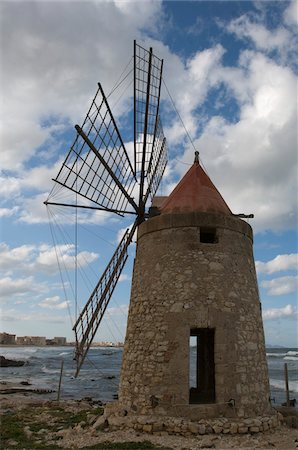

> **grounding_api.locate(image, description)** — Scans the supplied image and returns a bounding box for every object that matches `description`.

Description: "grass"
[0,404,173,450]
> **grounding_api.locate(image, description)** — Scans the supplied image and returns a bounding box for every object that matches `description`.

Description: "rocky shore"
[0,355,25,367]
[1,386,298,449]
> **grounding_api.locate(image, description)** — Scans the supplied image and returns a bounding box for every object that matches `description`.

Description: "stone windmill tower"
[115,153,278,433]
[45,40,278,433]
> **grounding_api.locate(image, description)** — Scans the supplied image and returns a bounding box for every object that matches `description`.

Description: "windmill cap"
[160,160,232,215]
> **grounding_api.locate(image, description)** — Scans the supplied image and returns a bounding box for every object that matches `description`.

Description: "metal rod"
[57,359,64,402]
[44,200,137,216]
[284,362,290,407]
[75,125,139,213]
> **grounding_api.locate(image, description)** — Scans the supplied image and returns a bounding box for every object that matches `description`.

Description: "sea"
[0,346,297,409]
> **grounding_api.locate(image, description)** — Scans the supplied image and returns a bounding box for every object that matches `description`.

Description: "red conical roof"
[160,160,232,215]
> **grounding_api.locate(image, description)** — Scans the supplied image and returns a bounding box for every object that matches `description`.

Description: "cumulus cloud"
[0,242,99,274]
[261,275,298,296]
[39,296,70,310]
[1,310,66,324]
[256,254,298,274]
[0,0,162,172]
[227,14,292,55]
[283,1,298,27]
[0,206,19,218]
[174,48,297,231]
[262,304,298,320]
[0,276,45,299]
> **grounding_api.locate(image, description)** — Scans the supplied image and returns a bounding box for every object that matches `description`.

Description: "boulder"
[0,356,25,367]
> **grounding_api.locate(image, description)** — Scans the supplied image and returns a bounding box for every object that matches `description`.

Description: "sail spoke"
[73,221,137,377]
[52,84,137,214]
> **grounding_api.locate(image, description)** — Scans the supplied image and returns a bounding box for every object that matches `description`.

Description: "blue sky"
[0,0,297,347]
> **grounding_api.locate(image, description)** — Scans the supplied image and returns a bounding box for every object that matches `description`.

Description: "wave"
[267,350,298,358]
[284,356,298,361]
[41,366,60,374]
[270,379,298,393]
[58,352,70,356]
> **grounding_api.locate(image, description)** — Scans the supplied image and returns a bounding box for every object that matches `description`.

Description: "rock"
[0,356,25,367]
[213,425,223,433]
[198,437,216,448]
[198,424,206,434]
[23,426,32,438]
[143,424,153,433]
[188,422,199,434]
[92,415,108,430]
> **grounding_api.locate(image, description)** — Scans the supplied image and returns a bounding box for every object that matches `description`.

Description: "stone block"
[143,424,153,433]
[238,426,248,433]
[249,426,260,433]
[229,423,238,434]
[212,425,223,434]
[188,422,199,434]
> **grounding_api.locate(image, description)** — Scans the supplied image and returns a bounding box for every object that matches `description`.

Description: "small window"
[200,228,217,244]
[189,328,215,404]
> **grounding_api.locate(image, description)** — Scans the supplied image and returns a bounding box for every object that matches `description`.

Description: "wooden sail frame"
[45,41,167,377]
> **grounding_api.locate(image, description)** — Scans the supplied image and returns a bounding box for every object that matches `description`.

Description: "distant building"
[16,336,46,346]
[53,337,67,345]
[0,332,16,345]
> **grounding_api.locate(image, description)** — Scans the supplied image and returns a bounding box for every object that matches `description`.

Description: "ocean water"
[0,346,297,408]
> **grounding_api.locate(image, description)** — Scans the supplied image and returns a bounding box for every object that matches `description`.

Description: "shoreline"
[1,388,298,449]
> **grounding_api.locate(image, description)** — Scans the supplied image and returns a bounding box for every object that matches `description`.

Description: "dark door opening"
[189,328,215,404]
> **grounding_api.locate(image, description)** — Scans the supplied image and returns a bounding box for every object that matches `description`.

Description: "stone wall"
[118,211,273,423]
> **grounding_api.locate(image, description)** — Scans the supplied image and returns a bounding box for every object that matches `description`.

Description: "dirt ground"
[1,391,297,450]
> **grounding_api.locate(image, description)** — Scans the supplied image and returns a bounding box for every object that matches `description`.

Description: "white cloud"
[0,0,162,172]
[263,304,298,320]
[39,296,70,310]
[256,254,298,274]
[283,1,298,27]
[119,274,131,282]
[227,14,292,56]
[175,49,297,232]
[261,275,298,296]
[0,242,99,274]
[0,206,19,218]
[1,309,67,324]
[0,276,41,298]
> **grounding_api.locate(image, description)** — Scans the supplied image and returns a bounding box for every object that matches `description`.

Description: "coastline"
[1,386,298,450]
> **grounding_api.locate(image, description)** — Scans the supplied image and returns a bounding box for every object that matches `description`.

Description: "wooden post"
[57,359,64,402]
[284,362,290,407]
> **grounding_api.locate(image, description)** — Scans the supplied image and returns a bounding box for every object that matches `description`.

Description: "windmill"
[45,41,167,377]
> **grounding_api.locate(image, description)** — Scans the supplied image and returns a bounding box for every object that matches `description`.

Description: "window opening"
[200,228,217,244]
[189,328,215,404]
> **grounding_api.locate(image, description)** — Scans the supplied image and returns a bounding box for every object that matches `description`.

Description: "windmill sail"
[53,83,138,215]
[73,221,137,377]
[45,41,168,378]
[134,42,164,191]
